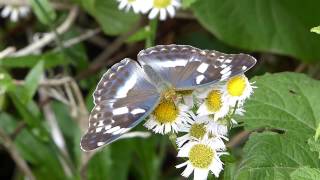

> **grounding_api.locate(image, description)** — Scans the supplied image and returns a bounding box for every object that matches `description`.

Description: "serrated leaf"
[81,0,140,35]
[23,60,44,103]
[290,167,320,180]
[241,73,320,138]
[311,26,320,34]
[228,73,320,180]
[29,0,56,25]
[191,1,320,61]
[308,138,320,159]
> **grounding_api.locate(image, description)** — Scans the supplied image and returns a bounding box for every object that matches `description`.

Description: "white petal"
[167,5,175,17]
[119,0,127,10]
[197,103,211,116]
[177,141,195,157]
[181,163,194,177]
[148,8,159,19]
[159,8,167,20]
[194,168,209,180]
[176,161,188,168]
[1,6,12,18]
[10,10,19,22]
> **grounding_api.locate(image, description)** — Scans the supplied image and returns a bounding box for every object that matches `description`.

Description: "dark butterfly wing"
[80,58,160,151]
[137,44,256,90]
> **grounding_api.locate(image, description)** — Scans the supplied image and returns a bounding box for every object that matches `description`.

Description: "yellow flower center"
[153,100,179,124]
[206,90,223,112]
[189,144,214,168]
[153,0,171,8]
[189,123,206,139]
[227,75,246,96]
[128,0,135,2]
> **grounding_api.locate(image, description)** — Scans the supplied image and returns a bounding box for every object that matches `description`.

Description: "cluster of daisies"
[117,0,181,20]
[144,74,255,180]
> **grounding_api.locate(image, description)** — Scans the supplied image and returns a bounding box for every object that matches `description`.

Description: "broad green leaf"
[29,0,56,25]
[191,1,320,61]
[241,73,320,138]
[228,73,320,179]
[80,0,140,35]
[308,138,320,159]
[290,167,320,180]
[311,26,320,34]
[23,60,44,103]
[315,123,320,141]
[0,52,68,68]
[232,133,320,180]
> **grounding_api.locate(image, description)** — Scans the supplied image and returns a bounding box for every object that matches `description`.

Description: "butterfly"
[80,44,256,151]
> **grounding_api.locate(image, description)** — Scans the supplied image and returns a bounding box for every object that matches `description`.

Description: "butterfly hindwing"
[80,58,160,151]
[137,45,256,90]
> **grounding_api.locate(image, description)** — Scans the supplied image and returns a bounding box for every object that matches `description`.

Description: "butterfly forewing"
[137,45,256,90]
[80,59,160,151]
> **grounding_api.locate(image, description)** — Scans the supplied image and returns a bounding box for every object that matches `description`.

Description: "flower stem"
[145,19,158,48]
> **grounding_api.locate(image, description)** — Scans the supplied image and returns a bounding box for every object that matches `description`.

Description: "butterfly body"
[80,45,256,151]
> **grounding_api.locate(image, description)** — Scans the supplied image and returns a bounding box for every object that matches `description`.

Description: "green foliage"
[76,0,140,35]
[228,73,320,179]
[182,0,198,8]
[0,52,68,68]
[290,167,320,180]
[29,0,57,25]
[191,0,320,61]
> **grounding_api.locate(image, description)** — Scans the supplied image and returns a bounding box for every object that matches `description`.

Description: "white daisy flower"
[196,87,230,121]
[224,74,255,106]
[177,114,227,148]
[1,5,30,22]
[176,139,227,179]
[193,114,230,138]
[117,0,143,14]
[145,0,181,20]
[144,99,190,134]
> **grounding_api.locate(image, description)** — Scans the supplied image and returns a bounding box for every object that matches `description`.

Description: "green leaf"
[241,73,320,138]
[80,0,140,35]
[88,140,134,180]
[23,60,44,103]
[29,0,56,25]
[228,73,320,179]
[191,1,320,61]
[182,0,197,8]
[315,123,320,141]
[0,113,67,179]
[311,26,320,34]
[290,167,320,180]
[0,52,68,68]
[308,138,320,159]
[232,133,320,180]
[127,26,152,43]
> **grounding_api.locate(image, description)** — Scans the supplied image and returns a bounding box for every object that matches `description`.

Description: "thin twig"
[0,127,35,180]
[76,21,142,79]
[0,47,16,58]
[14,77,72,86]
[39,83,74,177]
[12,6,79,56]
[57,28,101,49]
